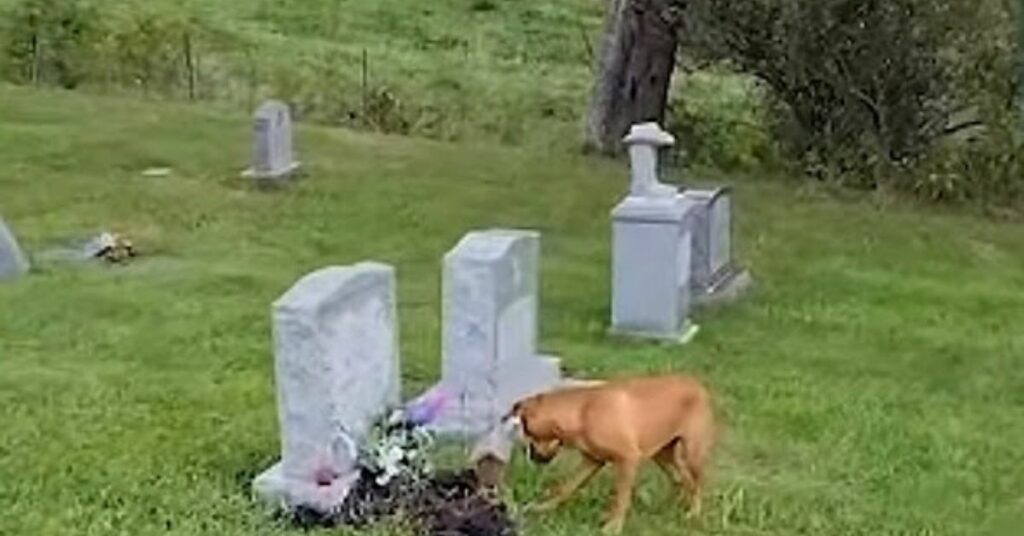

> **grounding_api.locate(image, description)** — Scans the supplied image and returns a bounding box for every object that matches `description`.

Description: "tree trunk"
[1017,0,1024,143]
[584,0,681,154]
[183,31,197,101]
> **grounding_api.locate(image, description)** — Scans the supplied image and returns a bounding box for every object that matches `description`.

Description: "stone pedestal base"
[611,195,699,342]
[253,462,359,514]
[608,321,700,345]
[242,161,302,183]
[425,355,562,439]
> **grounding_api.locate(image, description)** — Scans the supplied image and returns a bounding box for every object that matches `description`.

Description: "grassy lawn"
[1,85,1023,535]
[0,0,604,149]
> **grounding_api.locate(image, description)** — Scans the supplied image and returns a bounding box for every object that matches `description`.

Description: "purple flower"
[406,387,451,426]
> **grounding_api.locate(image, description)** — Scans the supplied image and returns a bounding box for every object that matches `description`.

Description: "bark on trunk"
[585,0,681,155]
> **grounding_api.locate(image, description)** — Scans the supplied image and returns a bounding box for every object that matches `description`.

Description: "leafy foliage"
[678,0,1022,205]
[681,0,947,176]
[2,0,96,88]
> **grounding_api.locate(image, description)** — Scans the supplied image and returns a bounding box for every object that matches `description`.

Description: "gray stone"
[681,188,724,292]
[0,216,30,282]
[681,187,753,306]
[423,229,561,438]
[242,100,301,182]
[694,268,754,309]
[254,262,401,513]
[141,167,172,178]
[610,196,699,342]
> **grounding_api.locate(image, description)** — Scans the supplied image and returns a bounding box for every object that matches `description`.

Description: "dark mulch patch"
[288,468,516,536]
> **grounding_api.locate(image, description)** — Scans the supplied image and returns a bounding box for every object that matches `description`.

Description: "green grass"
[0,0,604,149]
[0,0,770,166]
[1,85,1023,536]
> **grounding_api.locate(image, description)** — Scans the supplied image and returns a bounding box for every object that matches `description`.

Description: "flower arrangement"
[296,387,517,535]
[358,387,451,486]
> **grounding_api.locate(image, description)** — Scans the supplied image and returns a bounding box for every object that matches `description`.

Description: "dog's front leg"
[532,456,603,512]
[601,458,639,535]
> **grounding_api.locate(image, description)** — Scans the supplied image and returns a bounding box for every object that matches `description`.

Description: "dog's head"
[506,394,563,465]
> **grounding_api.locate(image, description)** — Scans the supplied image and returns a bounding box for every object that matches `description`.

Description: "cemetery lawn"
[1,85,1023,536]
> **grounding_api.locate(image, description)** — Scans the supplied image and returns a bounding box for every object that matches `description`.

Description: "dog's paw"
[685,500,703,520]
[600,518,624,535]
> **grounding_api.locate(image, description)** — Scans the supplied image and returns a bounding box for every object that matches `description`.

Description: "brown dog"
[509,374,716,534]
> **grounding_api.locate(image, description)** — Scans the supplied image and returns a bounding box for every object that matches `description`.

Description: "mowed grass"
[1,85,1023,535]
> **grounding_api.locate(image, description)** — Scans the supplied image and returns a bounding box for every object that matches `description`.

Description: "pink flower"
[406,387,451,426]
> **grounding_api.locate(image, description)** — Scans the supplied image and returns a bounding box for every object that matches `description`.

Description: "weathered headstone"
[420,230,562,438]
[610,123,699,342]
[254,262,401,513]
[0,216,30,282]
[681,187,753,307]
[242,100,301,182]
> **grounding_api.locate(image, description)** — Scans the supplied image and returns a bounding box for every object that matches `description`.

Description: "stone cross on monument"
[610,122,699,343]
[610,122,752,343]
[623,122,678,199]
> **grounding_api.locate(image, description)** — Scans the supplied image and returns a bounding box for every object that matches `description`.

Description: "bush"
[3,0,97,88]
[667,69,778,172]
[681,0,952,179]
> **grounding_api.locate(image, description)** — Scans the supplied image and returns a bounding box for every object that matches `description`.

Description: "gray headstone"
[681,188,752,306]
[421,229,561,438]
[0,216,30,282]
[679,186,729,291]
[254,262,400,513]
[708,194,732,277]
[610,196,699,342]
[243,100,301,182]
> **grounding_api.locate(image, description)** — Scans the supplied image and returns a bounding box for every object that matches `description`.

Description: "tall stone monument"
[610,123,699,342]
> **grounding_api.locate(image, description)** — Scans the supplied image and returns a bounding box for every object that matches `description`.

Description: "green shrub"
[3,0,97,88]
[668,69,778,172]
[679,0,1021,204]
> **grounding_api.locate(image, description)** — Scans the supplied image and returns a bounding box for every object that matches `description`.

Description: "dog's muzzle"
[527,442,557,465]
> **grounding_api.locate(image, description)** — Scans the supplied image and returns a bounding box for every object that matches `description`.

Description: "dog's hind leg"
[654,440,689,503]
[675,435,709,517]
[532,456,603,512]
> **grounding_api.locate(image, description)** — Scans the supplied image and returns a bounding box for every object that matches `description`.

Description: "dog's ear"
[504,401,523,422]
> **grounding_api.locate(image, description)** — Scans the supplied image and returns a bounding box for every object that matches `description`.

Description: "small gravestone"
[682,188,753,308]
[610,124,698,343]
[417,229,562,438]
[0,216,30,282]
[242,100,301,183]
[254,262,401,514]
